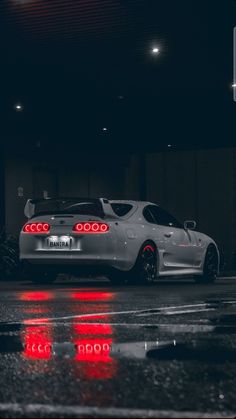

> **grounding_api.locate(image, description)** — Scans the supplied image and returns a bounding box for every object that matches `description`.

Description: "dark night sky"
[0,0,235,151]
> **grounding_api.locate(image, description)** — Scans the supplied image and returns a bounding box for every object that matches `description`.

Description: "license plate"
[47,236,71,250]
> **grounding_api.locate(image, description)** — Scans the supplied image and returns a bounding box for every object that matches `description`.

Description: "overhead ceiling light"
[152,47,160,54]
[102,127,108,131]
[14,103,23,112]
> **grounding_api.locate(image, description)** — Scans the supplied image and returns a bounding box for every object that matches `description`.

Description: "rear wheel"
[128,242,158,285]
[195,245,218,284]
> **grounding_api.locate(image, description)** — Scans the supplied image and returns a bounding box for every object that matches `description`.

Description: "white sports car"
[19,197,220,285]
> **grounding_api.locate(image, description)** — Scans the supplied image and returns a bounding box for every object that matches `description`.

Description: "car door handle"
[164,233,173,238]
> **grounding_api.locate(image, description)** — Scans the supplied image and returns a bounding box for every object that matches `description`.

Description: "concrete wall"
[146,148,236,268]
[4,147,236,269]
[124,154,140,200]
[5,157,34,235]
[0,154,5,231]
[4,152,133,236]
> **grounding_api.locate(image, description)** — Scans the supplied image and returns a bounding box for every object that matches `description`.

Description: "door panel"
[161,226,197,269]
[144,205,197,270]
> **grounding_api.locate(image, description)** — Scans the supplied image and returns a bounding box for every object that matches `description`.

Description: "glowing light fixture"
[14,103,23,112]
[23,222,50,233]
[152,47,160,54]
[73,222,109,233]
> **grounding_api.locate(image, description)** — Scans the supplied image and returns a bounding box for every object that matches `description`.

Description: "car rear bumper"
[19,229,135,271]
[21,254,118,266]
[22,259,124,276]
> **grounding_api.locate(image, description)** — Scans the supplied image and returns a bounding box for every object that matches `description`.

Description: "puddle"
[52,342,76,358]
[205,298,236,307]
[110,341,161,359]
[0,331,236,365]
[0,323,22,333]
[146,341,236,363]
[0,336,23,353]
[211,314,236,325]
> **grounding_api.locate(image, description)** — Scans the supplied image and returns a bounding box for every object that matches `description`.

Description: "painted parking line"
[0,321,216,333]
[0,403,233,418]
[136,308,216,317]
[20,302,228,324]
[2,300,236,327]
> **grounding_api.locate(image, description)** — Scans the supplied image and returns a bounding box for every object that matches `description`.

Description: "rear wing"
[99,198,118,219]
[24,197,118,219]
[24,199,36,219]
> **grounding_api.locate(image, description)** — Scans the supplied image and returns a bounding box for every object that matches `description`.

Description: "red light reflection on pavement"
[83,361,117,380]
[71,291,114,301]
[23,323,52,360]
[75,314,110,322]
[74,323,113,335]
[74,337,116,380]
[23,308,50,315]
[73,321,117,380]
[75,338,113,362]
[23,318,51,325]
[19,291,54,301]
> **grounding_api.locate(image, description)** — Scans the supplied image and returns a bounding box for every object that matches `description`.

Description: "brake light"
[23,223,50,233]
[73,222,109,233]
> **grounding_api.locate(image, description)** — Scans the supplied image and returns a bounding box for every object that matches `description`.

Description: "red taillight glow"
[19,291,54,301]
[71,292,114,301]
[23,223,50,233]
[73,222,109,233]
[23,325,52,360]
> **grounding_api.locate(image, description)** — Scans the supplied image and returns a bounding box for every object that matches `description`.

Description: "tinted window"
[111,203,133,217]
[143,207,156,223]
[144,205,183,229]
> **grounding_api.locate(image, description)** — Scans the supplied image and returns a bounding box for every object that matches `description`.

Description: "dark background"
[0,0,236,270]
[0,0,235,151]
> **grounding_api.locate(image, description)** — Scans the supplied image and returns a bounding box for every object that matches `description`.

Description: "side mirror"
[184,220,196,230]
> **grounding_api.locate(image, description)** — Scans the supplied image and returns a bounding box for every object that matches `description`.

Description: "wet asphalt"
[0,276,236,418]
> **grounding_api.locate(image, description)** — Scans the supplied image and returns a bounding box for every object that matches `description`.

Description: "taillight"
[23,223,50,233]
[73,222,109,233]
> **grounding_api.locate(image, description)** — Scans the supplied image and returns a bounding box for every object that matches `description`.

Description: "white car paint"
[19,197,219,278]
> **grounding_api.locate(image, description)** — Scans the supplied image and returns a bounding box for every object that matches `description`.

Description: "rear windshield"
[111,203,133,217]
[31,198,105,218]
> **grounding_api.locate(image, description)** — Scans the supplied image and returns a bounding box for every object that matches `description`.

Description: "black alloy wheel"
[131,243,157,285]
[196,245,218,284]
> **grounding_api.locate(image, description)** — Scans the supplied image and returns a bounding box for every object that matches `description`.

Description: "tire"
[127,242,158,285]
[195,245,218,284]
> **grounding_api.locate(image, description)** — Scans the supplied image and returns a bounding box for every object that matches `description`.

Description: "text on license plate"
[47,236,71,249]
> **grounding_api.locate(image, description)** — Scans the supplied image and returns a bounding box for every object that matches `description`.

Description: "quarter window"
[143,207,156,224]
[111,203,133,217]
[143,205,183,229]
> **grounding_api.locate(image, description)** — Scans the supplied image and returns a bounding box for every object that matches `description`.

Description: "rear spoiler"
[24,199,36,219]
[24,197,118,219]
[99,198,118,219]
